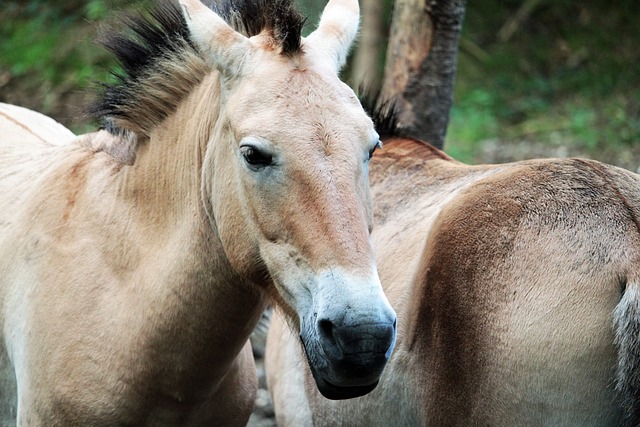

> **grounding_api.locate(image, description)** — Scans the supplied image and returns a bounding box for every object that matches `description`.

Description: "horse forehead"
[232,68,368,136]
[244,62,356,107]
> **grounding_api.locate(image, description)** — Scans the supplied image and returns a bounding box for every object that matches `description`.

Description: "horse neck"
[101,72,266,365]
[115,73,219,223]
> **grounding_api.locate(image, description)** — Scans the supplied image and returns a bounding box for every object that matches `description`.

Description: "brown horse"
[0,0,397,425]
[266,106,640,425]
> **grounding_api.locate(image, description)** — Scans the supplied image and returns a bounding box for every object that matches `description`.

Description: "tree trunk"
[381,0,467,149]
[351,0,388,90]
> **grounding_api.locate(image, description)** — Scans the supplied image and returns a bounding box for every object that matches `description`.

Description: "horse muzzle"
[301,312,397,400]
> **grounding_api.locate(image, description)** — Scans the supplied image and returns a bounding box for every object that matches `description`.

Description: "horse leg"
[266,313,313,426]
[187,341,258,426]
[614,275,640,426]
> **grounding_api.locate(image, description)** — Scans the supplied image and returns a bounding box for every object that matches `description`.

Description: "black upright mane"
[358,88,403,139]
[215,0,305,54]
[90,0,305,136]
[359,88,454,161]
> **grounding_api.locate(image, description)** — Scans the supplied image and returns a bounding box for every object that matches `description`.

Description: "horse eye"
[241,146,272,167]
[368,141,382,161]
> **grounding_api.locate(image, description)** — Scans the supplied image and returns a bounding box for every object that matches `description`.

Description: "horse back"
[0,104,78,224]
[0,105,78,425]
[408,157,640,425]
[0,103,75,147]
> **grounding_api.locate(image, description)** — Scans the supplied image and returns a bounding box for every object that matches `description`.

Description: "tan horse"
[0,0,397,425]
[267,111,640,425]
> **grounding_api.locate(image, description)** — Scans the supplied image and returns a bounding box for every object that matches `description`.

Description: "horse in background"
[266,100,640,425]
[0,0,397,425]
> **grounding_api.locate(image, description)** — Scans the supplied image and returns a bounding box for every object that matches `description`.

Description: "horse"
[0,104,76,148]
[0,0,398,424]
[266,103,640,425]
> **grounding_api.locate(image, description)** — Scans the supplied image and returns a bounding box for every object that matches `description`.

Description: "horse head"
[179,0,397,399]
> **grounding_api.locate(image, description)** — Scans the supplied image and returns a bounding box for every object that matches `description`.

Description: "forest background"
[0,0,638,169]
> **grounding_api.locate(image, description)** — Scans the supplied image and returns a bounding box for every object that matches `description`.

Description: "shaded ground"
[248,324,276,427]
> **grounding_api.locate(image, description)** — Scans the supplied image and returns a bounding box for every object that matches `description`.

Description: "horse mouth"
[300,333,387,400]
[314,375,379,400]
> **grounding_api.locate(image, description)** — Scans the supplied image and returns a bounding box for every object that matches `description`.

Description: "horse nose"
[317,315,397,385]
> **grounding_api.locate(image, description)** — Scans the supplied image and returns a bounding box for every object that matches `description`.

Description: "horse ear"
[179,0,251,78]
[306,0,360,73]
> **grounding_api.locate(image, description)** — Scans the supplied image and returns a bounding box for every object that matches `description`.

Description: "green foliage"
[85,0,111,21]
[0,1,138,130]
[446,89,499,162]
[2,4,69,80]
[446,0,640,167]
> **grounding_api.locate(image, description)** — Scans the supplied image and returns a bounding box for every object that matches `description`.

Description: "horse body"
[267,137,640,425]
[1,75,263,426]
[0,104,75,426]
[1,0,397,425]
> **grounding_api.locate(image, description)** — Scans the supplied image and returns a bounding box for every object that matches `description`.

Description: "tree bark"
[381,0,467,149]
[351,0,388,90]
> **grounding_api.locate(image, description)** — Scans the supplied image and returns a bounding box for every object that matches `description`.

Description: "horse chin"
[301,337,382,400]
[310,367,380,400]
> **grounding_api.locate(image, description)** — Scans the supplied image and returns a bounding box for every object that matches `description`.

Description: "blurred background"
[1,0,638,169]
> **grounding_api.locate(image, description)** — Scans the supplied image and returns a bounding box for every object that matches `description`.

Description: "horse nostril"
[317,318,343,359]
[318,318,335,341]
[317,317,396,358]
